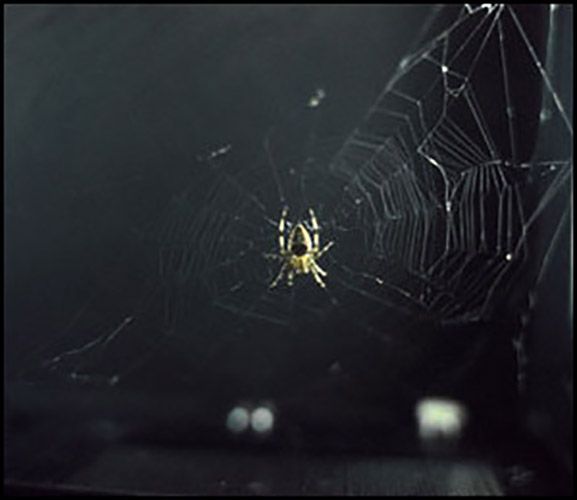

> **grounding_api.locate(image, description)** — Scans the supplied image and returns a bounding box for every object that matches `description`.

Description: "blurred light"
[251,406,274,434]
[226,406,250,434]
[416,398,467,440]
[308,88,326,108]
[329,361,342,375]
[246,481,269,495]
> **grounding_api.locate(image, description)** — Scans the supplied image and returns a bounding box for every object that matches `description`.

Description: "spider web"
[157,4,571,327]
[28,4,571,399]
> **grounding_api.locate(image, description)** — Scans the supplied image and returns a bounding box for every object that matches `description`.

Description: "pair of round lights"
[226,405,274,434]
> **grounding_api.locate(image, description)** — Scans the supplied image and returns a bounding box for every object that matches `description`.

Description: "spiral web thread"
[37,4,572,385]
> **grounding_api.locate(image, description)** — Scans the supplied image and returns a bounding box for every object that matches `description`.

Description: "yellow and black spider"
[265,207,334,288]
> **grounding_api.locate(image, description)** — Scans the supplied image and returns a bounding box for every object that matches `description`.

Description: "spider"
[265,207,334,288]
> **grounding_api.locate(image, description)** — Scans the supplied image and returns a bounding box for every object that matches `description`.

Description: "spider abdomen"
[291,243,307,256]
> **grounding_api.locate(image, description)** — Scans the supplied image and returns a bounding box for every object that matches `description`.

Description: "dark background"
[5,4,431,379]
[4,5,572,495]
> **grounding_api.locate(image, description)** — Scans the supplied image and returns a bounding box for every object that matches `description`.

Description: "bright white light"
[251,406,274,434]
[441,65,449,74]
[416,398,467,440]
[226,406,250,434]
[308,88,326,108]
[505,253,513,261]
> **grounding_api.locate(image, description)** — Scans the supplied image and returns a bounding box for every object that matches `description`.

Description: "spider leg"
[287,270,295,287]
[316,240,334,259]
[308,208,320,251]
[269,262,287,289]
[278,206,288,253]
[313,260,327,277]
[310,266,326,288]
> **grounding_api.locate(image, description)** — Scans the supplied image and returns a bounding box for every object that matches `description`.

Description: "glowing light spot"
[441,65,449,74]
[208,144,232,160]
[416,398,467,440]
[251,406,274,434]
[505,253,513,261]
[540,109,551,122]
[226,406,250,434]
[308,88,326,108]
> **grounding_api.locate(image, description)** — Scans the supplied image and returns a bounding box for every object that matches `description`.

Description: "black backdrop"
[5,5,572,495]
